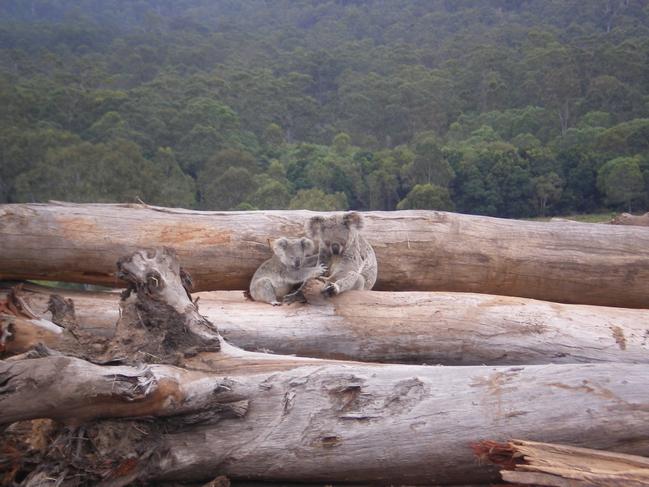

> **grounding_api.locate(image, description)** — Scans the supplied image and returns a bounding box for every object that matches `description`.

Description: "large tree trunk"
[8,283,649,365]
[3,248,649,486]
[3,202,649,307]
[149,362,649,485]
[4,354,649,485]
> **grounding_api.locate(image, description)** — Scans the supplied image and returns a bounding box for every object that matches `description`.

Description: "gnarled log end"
[111,248,220,364]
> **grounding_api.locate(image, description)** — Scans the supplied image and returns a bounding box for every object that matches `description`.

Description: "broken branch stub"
[0,286,108,360]
[111,247,220,363]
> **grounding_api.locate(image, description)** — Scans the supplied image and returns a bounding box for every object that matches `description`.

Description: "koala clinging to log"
[249,237,326,305]
[307,212,377,297]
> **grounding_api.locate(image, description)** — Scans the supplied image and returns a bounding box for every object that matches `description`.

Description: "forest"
[1,0,649,217]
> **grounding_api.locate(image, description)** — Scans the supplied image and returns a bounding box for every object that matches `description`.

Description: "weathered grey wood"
[4,248,649,486]
[0,354,253,425]
[10,284,649,365]
[3,352,649,484]
[3,203,649,307]
[152,361,649,485]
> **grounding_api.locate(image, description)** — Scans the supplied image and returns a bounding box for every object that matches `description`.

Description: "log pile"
[2,203,649,486]
[610,211,649,226]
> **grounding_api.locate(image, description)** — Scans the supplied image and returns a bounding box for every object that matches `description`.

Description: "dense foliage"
[1,0,649,216]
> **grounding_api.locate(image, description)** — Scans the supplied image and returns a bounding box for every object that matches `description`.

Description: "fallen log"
[476,439,649,486]
[3,248,649,486]
[5,353,649,485]
[610,212,649,227]
[3,202,649,307]
[6,283,649,365]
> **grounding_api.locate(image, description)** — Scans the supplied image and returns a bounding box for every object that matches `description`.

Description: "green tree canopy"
[201,166,257,210]
[288,188,348,211]
[396,183,454,211]
[597,156,645,211]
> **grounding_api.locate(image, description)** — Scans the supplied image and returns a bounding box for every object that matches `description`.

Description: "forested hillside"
[1,0,648,217]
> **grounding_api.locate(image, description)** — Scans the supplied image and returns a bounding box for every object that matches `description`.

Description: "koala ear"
[272,237,288,253]
[343,211,363,229]
[300,237,314,252]
[306,216,325,237]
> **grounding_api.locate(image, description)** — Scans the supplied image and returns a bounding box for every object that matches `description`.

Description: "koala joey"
[249,237,326,305]
[306,212,377,297]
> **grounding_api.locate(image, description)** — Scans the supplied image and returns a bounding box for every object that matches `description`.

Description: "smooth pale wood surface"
[9,284,649,365]
[3,203,649,307]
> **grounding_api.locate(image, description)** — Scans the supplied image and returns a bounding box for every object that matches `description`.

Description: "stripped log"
[610,212,649,227]
[4,347,649,484]
[3,202,649,307]
[3,249,649,486]
[476,439,649,486]
[7,283,649,365]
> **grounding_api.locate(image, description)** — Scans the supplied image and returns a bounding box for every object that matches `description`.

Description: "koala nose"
[331,243,341,255]
[293,259,301,269]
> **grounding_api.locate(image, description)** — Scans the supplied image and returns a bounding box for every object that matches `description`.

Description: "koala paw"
[322,282,339,297]
[283,290,306,305]
[315,263,328,276]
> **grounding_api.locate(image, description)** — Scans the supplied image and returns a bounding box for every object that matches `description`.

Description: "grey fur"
[249,237,326,305]
[306,212,377,296]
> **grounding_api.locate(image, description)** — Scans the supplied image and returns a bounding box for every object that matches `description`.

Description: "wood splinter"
[474,439,649,486]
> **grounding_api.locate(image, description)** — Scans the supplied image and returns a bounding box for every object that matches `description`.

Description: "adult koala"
[306,212,377,296]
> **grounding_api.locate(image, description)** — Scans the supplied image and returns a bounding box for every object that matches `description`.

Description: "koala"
[249,237,326,305]
[306,212,377,297]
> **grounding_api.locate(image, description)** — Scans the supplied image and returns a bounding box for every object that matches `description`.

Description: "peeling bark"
[3,203,649,307]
